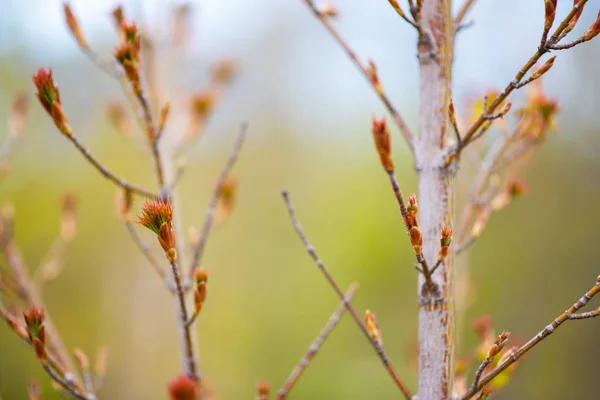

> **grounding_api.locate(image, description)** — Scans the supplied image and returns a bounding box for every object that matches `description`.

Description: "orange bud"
[367,60,382,94]
[371,116,394,173]
[317,3,339,18]
[544,0,557,31]
[168,374,198,400]
[365,310,382,345]
[256,382,271,400]
[94,345,109,378]
[194,268,209,284]
[63,3,88,48]
[159,102,171,132]
[73,348,90,369]
[582,10,600,41]
[448,99,457,127]
[388,0,408,19]
[531,57,556,81]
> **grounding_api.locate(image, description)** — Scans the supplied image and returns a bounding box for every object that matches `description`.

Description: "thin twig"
[454,0,478,29]
[386,172,435,290]
[43,364,89,400]
[457,0,589,153]
[170,260,198,380]
[65,133,154,198]
[188,123,248,279]
[302,0,414,151]
[276,284,358,399]
[460,276,600,400]
[134,91,164,188]
[0,308,87,397]
[281,191,412,400]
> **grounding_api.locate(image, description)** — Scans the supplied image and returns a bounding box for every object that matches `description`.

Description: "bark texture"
[416,1,455,399]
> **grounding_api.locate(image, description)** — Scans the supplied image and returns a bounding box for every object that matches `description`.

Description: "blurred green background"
[1,0,600,399]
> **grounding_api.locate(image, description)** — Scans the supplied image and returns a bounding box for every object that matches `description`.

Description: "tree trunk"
[416,1,455,399]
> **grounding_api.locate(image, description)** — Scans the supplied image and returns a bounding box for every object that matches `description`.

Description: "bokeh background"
[1,0,600,399]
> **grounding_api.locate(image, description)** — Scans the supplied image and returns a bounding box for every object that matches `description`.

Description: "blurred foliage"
[1,1,600,399]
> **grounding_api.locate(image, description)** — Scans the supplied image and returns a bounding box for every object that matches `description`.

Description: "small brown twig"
[460,275,600,400]
[188,123,247,279]
[169,260,198,380]
[454,0,479,30]
[134,91,164,188]
[276,284,358,399]
[386,172,436,290]
[302,0,414,151]
[457,0,589,153]
[281,190,412,400]
[64,133,155,198]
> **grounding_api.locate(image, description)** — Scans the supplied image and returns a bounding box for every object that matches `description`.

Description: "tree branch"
[301,0,414,151]
[188,123,247,279]
[276,284,358,399]
[460,275,600,400]
[281,190,412,400]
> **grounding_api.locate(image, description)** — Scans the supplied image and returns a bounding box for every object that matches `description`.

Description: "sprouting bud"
[194,282,207,314]
[448,99,457,126]
[472,209,490,238]
[544,0,557,31]
[158,102,171,133]
[113,24,141,92]
[63,3,88,48]
[23,306,47,362]
[94,345,109,378]
[211,60,237,85]
[194,269,209,285]
[9,91,28,138]
[32,69,71,136]
[498,102,512,117]
[317,3,339,18]
[73,348,90,369]
[60,193,78,242]
[438,226,453,261]
[256,382,271,400]
[531,57,556,81]
[365,310,382,345]
[191,91,215,119]
[409,226,423,255]
[371,116,394,173]
[407,195,418,216]
[388,0,408,19]
[28,381,41,400]
[168,374,198,400]
[507,180,527,197]
[487,331,510,358]
[440,226,453,247]
[471,315,493,339]
[117,188,134,219]
[582,11,600,41]
[137,198,177,262]
[111,5,125,31]
[217,177,238,222]
[367,60,382,94]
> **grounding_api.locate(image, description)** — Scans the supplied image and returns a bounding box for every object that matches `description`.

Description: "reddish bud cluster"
[404,195,423,256]
[113,22,142,93]
[193,269,208,315]
[371,116,394,173]
[487,331,510,359]
[167,374,198,400]
[32,69,71,135]
[137,198,177,262]
[23,306,47,362]
[437,226,453,262]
